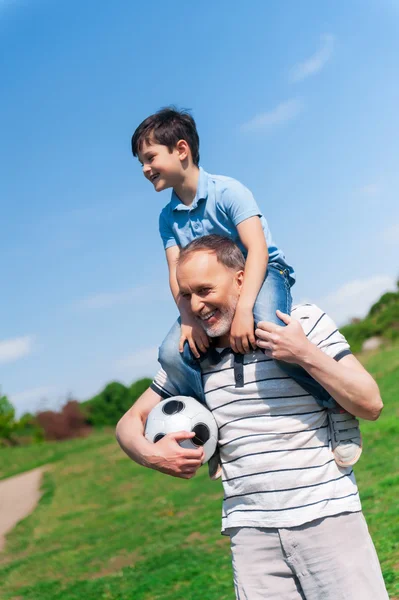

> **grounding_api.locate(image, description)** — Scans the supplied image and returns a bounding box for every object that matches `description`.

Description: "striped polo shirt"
[151,304,362,531]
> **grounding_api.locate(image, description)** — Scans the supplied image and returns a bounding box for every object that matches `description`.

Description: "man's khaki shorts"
[227,512,388,600]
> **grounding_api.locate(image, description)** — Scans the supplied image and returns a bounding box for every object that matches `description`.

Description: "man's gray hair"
[177,234,245,271]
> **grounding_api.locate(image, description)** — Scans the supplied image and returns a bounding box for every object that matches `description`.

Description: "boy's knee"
[158,335,179,369]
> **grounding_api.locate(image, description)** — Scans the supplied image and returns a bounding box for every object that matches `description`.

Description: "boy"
[131,106,361,469]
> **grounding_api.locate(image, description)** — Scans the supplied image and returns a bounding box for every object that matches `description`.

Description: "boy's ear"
[176,139,190,162]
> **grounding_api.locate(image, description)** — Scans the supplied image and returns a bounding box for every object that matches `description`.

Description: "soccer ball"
[145,396,218,464]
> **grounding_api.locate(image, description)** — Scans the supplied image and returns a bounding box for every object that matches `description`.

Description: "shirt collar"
[198,345,245,388]
[199,345,233,366]
[171,167,208,212]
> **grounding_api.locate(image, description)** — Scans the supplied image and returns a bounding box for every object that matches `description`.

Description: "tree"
[83,378,152,426]
[0,394,18,446]
[36,400,87,441]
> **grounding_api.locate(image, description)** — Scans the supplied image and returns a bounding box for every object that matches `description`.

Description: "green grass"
[0,430,114,481]
[0,438,232,600]
[0,344,398,599]
[354,344,399,596]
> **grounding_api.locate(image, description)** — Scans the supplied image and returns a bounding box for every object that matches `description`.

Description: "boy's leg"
[158,320,221,480]
[158,319,205,403]
[253,263,334,406]
[253,264,362,467]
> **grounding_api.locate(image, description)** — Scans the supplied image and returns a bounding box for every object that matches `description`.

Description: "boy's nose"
[143,164,151,177]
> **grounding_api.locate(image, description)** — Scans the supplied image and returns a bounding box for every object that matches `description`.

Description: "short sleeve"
[294,304,352,361]
[221,179,262,227]
[159,208,178,250]
[150,368,179,399]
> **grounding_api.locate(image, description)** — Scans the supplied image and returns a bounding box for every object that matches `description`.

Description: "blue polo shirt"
[159,167,295,282]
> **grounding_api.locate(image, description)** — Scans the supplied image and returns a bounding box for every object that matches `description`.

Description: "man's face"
[137,138,183,192]
[177,251,243,341]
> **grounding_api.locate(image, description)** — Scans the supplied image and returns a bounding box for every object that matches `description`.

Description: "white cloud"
[240,99,302,133]
[317,274,396,326]
[78,286,150,309]
[9,386,59,418]
[381,223,399,244]
[290,34,335,83]
[0,335,34,364]
[359,183,380,196]
[114,346,159,378]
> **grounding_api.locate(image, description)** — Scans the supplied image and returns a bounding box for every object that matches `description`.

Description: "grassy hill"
[0,344,398,599]
[341,283,399,352]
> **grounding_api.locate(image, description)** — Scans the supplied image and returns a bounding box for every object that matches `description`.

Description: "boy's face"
[137,138,184,192]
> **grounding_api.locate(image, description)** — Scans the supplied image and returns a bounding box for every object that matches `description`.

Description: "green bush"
[83,378,152,427]
[0,394,18,446]
[341,283,399,351]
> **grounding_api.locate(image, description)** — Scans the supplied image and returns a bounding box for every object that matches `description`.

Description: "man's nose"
[190,295,203,314]
[142,164,151,177]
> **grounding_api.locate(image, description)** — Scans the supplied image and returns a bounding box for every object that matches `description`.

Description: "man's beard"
[198,295,238,339]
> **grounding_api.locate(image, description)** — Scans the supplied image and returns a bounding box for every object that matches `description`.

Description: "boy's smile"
[138,139,183,192]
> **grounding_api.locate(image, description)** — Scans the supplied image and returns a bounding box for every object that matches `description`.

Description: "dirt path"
[0,467,46,551]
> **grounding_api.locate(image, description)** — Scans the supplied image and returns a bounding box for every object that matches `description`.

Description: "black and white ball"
[145,396,218,463]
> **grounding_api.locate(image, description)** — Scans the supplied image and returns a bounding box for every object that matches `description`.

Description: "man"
[116,235,387,599]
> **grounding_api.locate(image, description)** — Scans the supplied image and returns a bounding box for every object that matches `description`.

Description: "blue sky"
[1,0,398,416]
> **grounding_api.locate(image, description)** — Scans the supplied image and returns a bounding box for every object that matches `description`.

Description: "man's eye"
[199,288,211,296]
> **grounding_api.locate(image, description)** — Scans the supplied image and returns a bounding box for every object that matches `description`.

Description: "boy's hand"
[255,310,310,362]
[230,307,257,354]
[180,314,210,359]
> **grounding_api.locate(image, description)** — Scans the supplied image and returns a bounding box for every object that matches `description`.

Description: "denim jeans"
[158,263,336,409]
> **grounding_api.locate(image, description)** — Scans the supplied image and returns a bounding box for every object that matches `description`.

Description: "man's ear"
[235,270,245,291]
[176,139,190,162]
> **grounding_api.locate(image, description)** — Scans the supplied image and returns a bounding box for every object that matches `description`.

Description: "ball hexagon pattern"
[145,396,218,464]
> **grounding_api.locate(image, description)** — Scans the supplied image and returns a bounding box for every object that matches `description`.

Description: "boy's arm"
[165,246,209,356]
[220,180,269,354]
[165,245,182,305]
[115,386,204,478]
[230,216,269,353]
[236,216,269,311]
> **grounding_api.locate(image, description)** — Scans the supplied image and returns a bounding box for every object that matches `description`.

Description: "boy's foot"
[208,449,222,480]
[328,411,362,467]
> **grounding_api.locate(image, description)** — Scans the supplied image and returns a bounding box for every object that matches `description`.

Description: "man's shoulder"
[292,303,325,321]
[292,304,350,356]
[291,303,332,336]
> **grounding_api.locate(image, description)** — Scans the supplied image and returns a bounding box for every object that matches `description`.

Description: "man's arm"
[255,310,383,421]
[115,386,204,478]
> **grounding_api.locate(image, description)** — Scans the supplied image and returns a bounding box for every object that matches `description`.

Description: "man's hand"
[230,307,257,354]
[149,431,205,479]
[180,313,209,358]
[255,310,310,363]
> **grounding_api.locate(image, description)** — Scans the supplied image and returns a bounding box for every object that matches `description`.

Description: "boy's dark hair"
[131,107,200,166]
[178,235,245,271]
